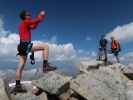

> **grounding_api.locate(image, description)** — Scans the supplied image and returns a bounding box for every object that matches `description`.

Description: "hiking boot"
[47,63,57,71]
[10,84,27,95]
[43,63,57,73]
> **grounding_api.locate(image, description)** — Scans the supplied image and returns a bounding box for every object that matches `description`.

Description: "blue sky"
[0,0,133,67]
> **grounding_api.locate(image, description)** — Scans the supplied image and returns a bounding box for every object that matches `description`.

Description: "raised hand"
[39,10,45,16]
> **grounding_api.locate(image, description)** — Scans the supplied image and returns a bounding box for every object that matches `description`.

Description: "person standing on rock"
[111,36,121,63]
[97,35,108,65]
[12,10,56,93]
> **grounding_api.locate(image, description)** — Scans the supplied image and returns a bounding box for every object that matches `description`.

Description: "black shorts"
[111,49,119,56]
[17,41,33,56]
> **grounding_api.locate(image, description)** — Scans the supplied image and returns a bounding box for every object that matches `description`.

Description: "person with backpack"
[97,35,108,65]
[11,10,56,94]
[111,36,121,63]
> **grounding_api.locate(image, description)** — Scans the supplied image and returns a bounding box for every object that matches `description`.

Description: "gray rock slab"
[10,83,48,100]
[70,66,127,100]
[125,80,133,100]
[32,71,72,95]
[76,60,104,73]
[0,79,11,100]
[11,91,47,100]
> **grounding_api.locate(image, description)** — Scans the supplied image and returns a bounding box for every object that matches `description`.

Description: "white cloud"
[0,17,19,59]
[0,33,95,62]
[0,35,77,61]
[105,22,133,42]
[91,51,97,57]
[0,17,10,37]
[120,52,133,62]
[0,34,19,57]
[33,41,77,61]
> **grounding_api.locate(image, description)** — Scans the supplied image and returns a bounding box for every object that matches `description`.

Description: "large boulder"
[32,71,72,95]
[11,91,47,100]
[70,64,127,100]
[119,64,133,80]
[9,81,48,100]
[0,79,11,100]
[106,63,133,80]
[59,89,73,100]
[76,60,104,73]
[121,64,133,73]
[125,80,133,100]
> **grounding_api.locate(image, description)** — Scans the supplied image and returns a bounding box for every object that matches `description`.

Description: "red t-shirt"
[19,15,44,41]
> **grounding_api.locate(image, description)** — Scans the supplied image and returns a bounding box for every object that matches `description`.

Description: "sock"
[43,60,48,65]
[16,80,20,86]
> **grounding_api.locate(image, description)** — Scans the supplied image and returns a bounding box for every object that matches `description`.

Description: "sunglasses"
[25,12,31,17]
[26,14,31,17]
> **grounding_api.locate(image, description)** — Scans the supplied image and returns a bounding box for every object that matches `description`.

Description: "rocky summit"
[0,60,133,100]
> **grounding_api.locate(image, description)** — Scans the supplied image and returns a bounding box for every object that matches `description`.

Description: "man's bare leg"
[31,44,56,73]
[16,56,26,84]
[11,56,27,94]
[31,44,49,61]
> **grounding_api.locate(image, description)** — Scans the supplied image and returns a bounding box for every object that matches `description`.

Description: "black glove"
[30,52,35,65]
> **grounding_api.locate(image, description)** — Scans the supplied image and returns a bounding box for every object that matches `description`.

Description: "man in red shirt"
[12,10,56,93]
